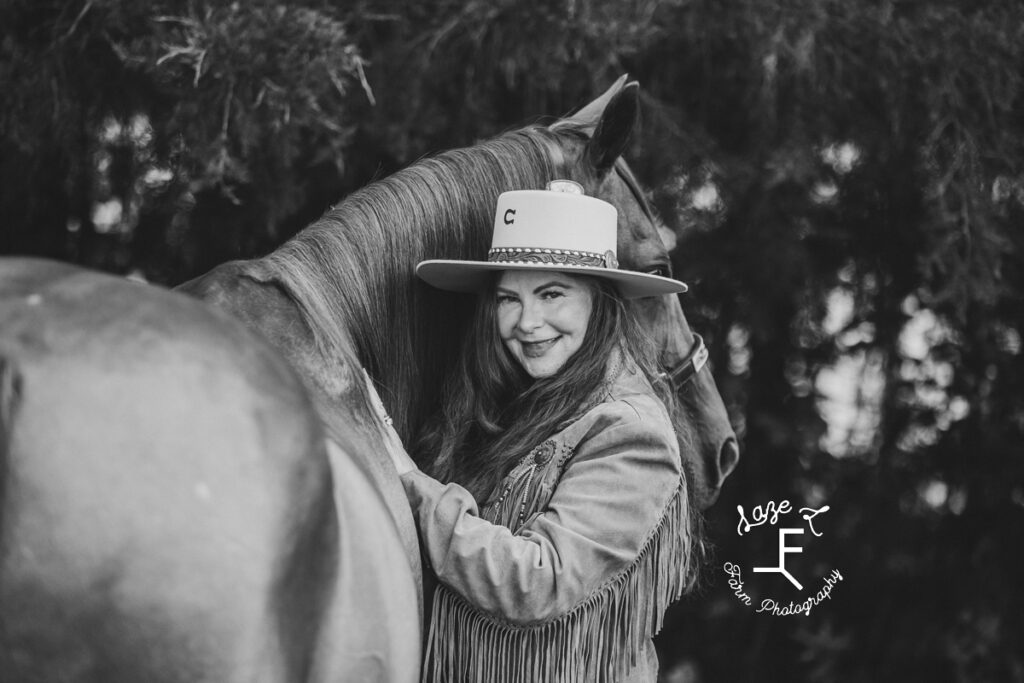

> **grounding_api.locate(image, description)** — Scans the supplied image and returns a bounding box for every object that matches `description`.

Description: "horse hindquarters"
[180,264,425,619]
[0,262,419,682]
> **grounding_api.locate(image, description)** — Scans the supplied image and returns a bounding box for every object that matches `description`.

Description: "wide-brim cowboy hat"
[416,181,688,299]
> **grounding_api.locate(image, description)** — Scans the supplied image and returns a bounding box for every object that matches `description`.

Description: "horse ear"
[564,74,631,131]
[586,81,639,176]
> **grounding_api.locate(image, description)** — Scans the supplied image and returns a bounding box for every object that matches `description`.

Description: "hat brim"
[416,260,688,298]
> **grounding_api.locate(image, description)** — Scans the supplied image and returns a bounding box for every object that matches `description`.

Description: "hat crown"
[489,190,618,262]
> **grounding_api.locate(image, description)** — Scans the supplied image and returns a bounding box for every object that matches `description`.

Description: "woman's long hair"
[415,274,676,502]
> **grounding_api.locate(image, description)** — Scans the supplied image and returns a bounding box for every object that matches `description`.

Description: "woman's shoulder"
[555,363,678,466]
[575,359,671,426]
[608,362,672,420]
[484,360,681,531]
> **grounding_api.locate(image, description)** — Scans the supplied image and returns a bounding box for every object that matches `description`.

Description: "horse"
[0,77,738,682]
[180,74,739,525]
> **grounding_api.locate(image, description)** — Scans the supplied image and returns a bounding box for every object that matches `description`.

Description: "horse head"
[551,78,740,510]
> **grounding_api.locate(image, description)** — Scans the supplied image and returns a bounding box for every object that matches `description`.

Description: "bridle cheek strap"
[658,333,709,391]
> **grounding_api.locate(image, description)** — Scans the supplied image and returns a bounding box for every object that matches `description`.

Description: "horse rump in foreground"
[0,259,419,682]
[0,77,739,681]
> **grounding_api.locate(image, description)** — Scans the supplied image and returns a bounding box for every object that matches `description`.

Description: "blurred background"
[2,1,1022,681]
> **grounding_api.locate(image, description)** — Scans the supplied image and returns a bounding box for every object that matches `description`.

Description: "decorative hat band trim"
[487,247,619,270]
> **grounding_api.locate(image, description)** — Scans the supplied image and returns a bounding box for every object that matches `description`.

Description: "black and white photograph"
[1,2,1021,682]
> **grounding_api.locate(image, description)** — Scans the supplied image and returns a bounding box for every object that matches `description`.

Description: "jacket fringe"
[422,476,692,683]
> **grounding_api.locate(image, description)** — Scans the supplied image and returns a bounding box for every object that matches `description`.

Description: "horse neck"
[261,127,564,439]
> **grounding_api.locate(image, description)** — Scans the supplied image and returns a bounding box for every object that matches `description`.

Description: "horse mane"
[261,125,580,439]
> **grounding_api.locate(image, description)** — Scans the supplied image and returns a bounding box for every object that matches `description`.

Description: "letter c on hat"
[504,209,516,225]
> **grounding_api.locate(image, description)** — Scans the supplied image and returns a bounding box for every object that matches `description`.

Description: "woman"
[375,181,695,682]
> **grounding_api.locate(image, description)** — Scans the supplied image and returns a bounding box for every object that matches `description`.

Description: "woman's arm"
[401,401,682,624]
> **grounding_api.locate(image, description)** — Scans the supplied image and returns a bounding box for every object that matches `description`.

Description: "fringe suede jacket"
[400,358,692,682]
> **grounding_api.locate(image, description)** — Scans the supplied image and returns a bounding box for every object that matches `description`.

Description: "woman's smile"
[519,336,561,358]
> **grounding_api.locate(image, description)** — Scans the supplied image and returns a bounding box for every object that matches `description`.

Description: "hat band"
[487,247,619,270]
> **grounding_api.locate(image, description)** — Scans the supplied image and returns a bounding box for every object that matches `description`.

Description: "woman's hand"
[362,369,418,476]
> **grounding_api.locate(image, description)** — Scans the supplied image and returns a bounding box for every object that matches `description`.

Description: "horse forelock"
[261,127,565,438]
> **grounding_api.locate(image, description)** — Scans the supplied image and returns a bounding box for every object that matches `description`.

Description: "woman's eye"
[540,289,565,300]
[647,266,669,278]
[496,294,518,305]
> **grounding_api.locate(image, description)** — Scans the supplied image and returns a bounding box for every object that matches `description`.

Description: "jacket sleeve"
[400,400,681,625]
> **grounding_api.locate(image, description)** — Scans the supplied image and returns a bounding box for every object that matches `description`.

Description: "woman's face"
[495,270,594,379]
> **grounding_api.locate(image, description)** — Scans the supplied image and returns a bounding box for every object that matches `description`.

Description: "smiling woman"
[495,271,595,378]
[371,182,695,682]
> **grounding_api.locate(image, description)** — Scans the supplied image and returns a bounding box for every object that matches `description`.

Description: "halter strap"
[658,333,709,390]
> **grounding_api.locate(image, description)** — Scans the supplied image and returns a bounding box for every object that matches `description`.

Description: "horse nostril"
[719,438,740,481]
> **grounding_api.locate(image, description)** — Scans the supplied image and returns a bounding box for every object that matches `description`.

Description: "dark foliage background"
[2,1,1022,681]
